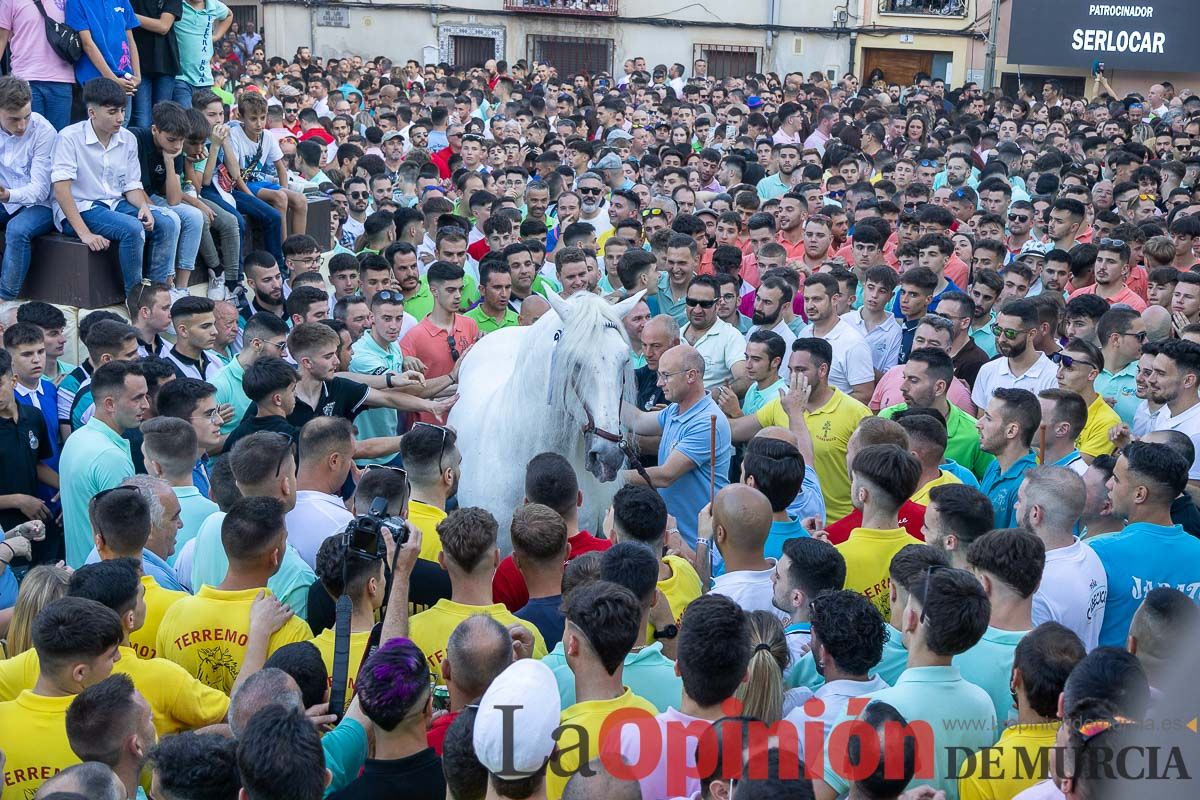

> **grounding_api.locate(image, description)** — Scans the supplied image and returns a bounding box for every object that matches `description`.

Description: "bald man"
[624,344,732,545]
[1142,304,1172,342]
[519,294,551,327]
[705,483,784,619]
[563,759,643,800]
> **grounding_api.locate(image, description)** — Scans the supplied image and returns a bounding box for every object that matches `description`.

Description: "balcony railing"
[878,0,968,16]
[504,0,618,17]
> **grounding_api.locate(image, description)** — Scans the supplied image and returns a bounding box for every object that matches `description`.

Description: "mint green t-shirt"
[189,511,316,620]
[175,0,230,87]
[348,333,404,466]
[953,626,1028,737]
[211,357,250,436]
[172,485,219,567]
[787,621,909,691]
[59,416,136,568]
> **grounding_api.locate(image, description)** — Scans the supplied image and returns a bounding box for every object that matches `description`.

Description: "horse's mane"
[507,293,633,452]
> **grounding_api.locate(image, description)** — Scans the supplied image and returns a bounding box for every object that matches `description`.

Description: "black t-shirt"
[635,364,665,412]
[953,339,992,389]
[130,126,186,199]
[328,749,446,800]
[130,0,182,76]
[223,412,298,456]
[1172,494,1200,539]
[289,378,371,428]
[0,406,52,531]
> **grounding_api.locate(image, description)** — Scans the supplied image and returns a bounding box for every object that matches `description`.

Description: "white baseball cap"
[473,659,561,779]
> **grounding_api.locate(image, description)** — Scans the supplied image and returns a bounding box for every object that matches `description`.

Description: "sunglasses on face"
[991,323,1029,340]
[827,190,846,199]
[1051,352,1098,370]
[686,297,717,309]
[349,191,370,199]
[1008,213,1030,223]
[578,187,604,196]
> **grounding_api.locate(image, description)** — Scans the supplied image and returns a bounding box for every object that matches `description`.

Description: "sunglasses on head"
[411,422,449,471]
[918,159,938,168]
[375,290,403,304]
[642,208,665,218]
[686,297,717,308]
[1051,352,1097,371]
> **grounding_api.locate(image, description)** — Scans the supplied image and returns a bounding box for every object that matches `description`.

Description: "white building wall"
[262,0,856,78]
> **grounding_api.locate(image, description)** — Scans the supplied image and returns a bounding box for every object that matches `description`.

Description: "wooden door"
[861,48,935,86]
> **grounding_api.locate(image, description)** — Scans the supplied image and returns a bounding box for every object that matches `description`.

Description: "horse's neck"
[501,319,586,456]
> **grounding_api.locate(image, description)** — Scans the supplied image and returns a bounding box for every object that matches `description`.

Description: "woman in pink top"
[0,0,76,129]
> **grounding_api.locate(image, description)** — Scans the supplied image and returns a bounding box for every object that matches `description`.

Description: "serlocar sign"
[1007,0,1196,73]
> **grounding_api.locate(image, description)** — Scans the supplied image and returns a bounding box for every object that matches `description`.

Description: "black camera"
[343,496,408,560]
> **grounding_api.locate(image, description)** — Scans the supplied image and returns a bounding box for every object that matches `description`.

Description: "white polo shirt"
[747,319,796,379]
[682,318,747,389]
[840,309,902,373]
[1150,399,1200,480]
[797,318,875,394]
[285,490,354,568]
[1032,538,1108,652]
[971,353,1059,410]
[711,562,789,624]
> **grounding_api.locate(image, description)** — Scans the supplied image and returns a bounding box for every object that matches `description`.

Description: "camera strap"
[328,591,354,722]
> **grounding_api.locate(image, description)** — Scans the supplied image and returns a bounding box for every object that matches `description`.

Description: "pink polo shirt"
[870,363,976,414]
[1067,283,1148,312]
[399,314,480,423]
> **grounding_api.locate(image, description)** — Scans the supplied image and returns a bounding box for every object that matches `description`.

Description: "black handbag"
[31,0,82,64]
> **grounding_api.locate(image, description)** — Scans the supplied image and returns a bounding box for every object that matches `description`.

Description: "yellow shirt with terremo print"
[129,574,188,660]
[0,690,78,800]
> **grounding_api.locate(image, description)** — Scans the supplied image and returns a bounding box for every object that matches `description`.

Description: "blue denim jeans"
[172,82,194,108]
[0,205,55,300]
[132,74,181,128]
[151,195,202,271]
[230,188,283,265]
[61,200,178,291]
[28,81,72,131]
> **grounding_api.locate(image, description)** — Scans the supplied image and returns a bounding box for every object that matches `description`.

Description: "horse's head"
[545,289,646,482]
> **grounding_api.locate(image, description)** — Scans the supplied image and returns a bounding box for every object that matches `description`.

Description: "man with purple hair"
[328,637,446,800]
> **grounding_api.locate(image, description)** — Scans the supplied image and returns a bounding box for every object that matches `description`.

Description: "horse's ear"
[543,287,573,321]
[612,289,647,319]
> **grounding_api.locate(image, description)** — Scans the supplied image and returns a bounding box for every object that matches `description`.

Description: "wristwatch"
[385,373,394,388]
[652,624,679,641]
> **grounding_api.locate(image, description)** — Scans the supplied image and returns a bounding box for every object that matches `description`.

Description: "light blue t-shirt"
[1095,362,1139,426]
[656,394,732,546]
[764,516,809,561]
[173,485,219,566]
[980,450,1038,529]
[1089,522,1200,647]
[786,466,827,529]
[823,666,995,800]
[59,416,136,568]
[742,377,787,416]
[211,357,250,436]
[953,626,1028,738]
[348,333,404,466]
[189,511,317,619]
[174,0,231,87]
[941,458,980,488]
[547,642,682,713]
[787,621,908,691]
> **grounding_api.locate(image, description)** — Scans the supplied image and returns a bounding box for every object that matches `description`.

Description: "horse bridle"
[577,387,656,489]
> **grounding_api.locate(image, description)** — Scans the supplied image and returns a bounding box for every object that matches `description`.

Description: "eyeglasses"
[411,422,449,472]
[719,292,738,302]
[686,297,717,308]
[656,368,694,381]
[642,208,665,218]
[918,565,946,623]
[192,408,223,424]
[1099,238,1126,248]
[1007,213,1030,223]
[991,323,1029,340]
[447,334,460,362]
[375,290,403,304]
[1051,352,1097,371]
[289,253,321,266]
[349,192,370,199]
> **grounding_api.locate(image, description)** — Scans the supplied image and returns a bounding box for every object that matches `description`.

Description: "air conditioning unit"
[793,36,804,55]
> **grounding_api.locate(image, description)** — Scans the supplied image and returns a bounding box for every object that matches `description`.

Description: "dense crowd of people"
[0,8,1198,799]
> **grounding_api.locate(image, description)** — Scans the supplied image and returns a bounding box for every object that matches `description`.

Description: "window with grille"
[695,45,761,79]
[452,36,496,69]
[527,35,613,76]
[230,5,257,32]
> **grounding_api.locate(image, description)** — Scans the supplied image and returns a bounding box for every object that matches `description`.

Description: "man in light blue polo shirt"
[623,343,731,546]
[211,312,290,436]
[58,361,143,567]
[816,566,994,800]
[977,388,1041,528]
[756,143,800,200]
[188,430,315,618]
[349,290,410,466]
[954,528,1042,734]
[1090,441,1200,647]
[1094,306,1144,425]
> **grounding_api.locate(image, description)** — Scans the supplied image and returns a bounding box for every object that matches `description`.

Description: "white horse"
[448,289,645,553]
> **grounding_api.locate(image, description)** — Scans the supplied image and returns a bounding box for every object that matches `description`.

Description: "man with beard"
[970,299,1059,414]
[238,251,288,327]
[1140,340,1200,488]
[773,192,807,263]
[576,172,612,238]
[746,275,795,378]
[340,176,371,248]
[680,275,749,392]
[976,387,1042,528]
[798,274,875,405]
[756,142,801,200]
[1068,239,1146,311]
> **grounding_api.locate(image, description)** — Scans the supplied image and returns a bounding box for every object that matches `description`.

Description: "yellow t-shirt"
[309,627,372,700]
[409,599,548,683]
[836,527,922,618]
[910,469,962,507]
[645,555,702,644]
[407,500,446,562]
[0,646,229,736]
[547,688,659,800]
[156,586,314,694]
[0,690,79,800]
[958,721,1060,800]
[129,574,188,660]
[1077,394,1122,458]
[757,389,871,522]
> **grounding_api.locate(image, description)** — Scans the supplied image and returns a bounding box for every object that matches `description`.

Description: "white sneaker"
[169,287,190,304]
[207,277,230,301]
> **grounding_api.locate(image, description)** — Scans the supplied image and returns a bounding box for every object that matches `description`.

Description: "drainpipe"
[848,31,857,79]
[766,0,778,69]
